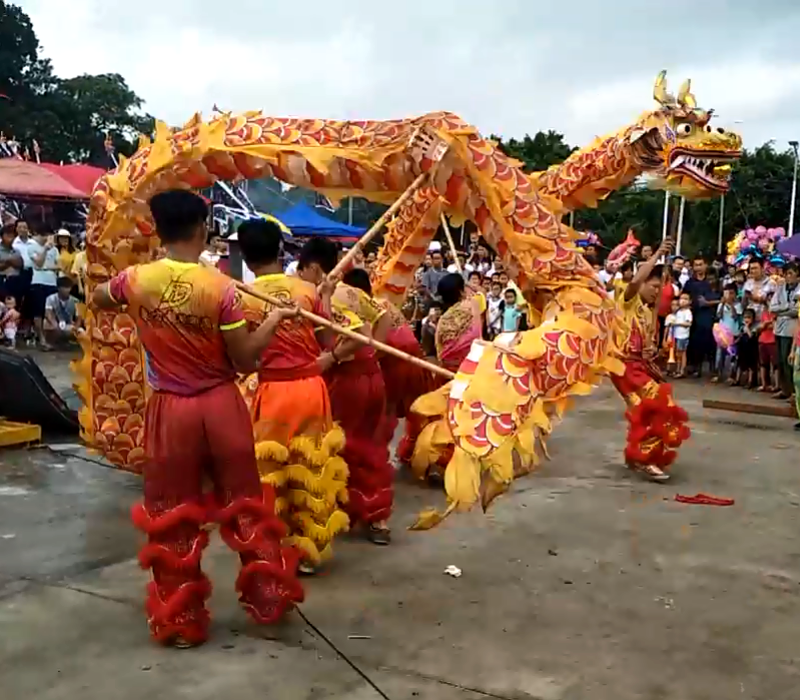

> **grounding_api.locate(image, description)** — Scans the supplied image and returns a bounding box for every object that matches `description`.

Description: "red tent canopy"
[0,160,90,199]
[39,163,106,196]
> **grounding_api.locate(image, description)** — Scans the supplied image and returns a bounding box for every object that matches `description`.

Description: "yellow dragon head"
[626,70,742,198]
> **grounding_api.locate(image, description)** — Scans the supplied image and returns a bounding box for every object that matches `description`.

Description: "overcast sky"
[22,0,800,151]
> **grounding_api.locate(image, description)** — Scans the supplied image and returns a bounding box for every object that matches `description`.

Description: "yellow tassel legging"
[241,374,350,566]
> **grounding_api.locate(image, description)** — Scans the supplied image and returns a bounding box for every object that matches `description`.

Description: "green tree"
[0,2,153,165]
[493,130,574,172]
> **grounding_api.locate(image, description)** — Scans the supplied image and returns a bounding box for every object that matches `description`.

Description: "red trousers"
[132,381,303,645]
[326,351,394,524]
[610,359,690,470]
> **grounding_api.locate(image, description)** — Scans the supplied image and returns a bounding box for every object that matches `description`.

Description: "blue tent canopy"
[275,202,366,238]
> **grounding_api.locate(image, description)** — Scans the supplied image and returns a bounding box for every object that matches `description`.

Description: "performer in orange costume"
[93,191,303,647]
[328,269,394,544]
[398,273,485,483]
[340,268,440,441]
[612,237,691,482]
[237,222,349,573]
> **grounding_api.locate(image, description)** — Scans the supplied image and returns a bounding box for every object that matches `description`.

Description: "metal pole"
[568,211,575,228]
[347,197,353,226]
[676,196,686,255]
[789,142,799,236]
[661,190,671,240]
[717,195,725,255]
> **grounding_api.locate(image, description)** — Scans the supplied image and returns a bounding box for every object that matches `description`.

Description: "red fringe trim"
[235,560,305,624]
[131,501,208,535]
[214,496,287,545]
[145,578,212,646]
[216,494,304,623]
[138,530,210,571]
[624,383,691,470]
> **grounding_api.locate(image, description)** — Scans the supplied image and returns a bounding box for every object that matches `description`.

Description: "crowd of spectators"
[0,217,84,350]
[584,240,799,422]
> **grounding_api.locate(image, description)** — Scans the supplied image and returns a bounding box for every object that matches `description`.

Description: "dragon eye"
[676,123,692,136]
[704,124,714,133]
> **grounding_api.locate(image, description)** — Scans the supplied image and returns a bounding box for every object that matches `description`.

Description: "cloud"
[22,0,800,151]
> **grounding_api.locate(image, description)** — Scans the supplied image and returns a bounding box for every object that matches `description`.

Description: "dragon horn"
[654,70,669,105]
[677,79,697,109]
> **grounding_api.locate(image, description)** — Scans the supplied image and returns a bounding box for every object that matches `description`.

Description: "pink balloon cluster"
[726,225,788,272]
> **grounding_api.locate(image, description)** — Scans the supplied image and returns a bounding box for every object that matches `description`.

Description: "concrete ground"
[1,350,799,699]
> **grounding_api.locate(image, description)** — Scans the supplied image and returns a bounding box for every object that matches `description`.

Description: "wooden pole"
[440,213,461,272]
[328,170,429,280]
[234,280,455,380]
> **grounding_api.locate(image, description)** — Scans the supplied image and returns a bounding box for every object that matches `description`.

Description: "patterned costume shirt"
[108,259,244,395]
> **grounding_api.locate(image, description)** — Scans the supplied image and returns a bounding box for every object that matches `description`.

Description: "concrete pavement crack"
[376,664,545,700]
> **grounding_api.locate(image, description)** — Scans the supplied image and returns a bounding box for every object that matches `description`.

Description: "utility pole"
[717,195,725,255]
[789,140,799,236]
[676,196,686,255]
[661,190,671,240]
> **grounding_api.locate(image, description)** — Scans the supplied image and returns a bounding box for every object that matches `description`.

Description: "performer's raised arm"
[625,238,674,302]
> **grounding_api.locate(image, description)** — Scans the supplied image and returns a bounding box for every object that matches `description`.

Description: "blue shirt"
[502,305,521,332]
[717,301,742,335]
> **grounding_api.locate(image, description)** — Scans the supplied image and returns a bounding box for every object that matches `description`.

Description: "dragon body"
[74,74,740,526]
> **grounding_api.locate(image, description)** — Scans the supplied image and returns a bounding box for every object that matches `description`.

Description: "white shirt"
[284,260,299,276]
[241,263,256,285]
[199,250,220,266]
[743,277,776,318]
[28,240,59,286]
[12,236,35,269]
[673,308,693,340]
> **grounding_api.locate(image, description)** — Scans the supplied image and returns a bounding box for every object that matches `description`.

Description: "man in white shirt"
[742,259,775,320]
[28,228,60,348]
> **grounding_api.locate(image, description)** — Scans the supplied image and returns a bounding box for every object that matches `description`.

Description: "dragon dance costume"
[375,297,441,427]
[327,284,394,526]
[109,259,301,645]
[612,290,691,475]
[398,292,486,479]
[239,273,349,569]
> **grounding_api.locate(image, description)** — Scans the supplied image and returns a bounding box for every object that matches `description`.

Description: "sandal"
[366,524,391,546]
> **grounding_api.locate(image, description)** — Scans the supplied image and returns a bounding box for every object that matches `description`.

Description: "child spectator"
[673,291,693,377]
[500,288,522,332]
[757,308,777,392]
[0,295,19,348]
[609,261,635,299]
[663,297,679,375]
[467,270,483,294]
[736,308,759,388]
[713,282,743,383]
[43,276,80,347]
[485,281,504,338]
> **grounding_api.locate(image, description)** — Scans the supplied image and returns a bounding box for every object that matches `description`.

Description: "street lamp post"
[789,140,799,237]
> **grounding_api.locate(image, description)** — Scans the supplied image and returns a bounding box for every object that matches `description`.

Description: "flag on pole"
[314,192,336,213]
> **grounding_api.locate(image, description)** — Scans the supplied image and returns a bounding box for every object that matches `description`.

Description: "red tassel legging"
[611,359,691,470]
[326,350,394,525]
[133,381,303,645]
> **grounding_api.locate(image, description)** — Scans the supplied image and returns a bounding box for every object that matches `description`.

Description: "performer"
[398,273,486,483]
[339,267,441,433]
[611,238,691,482]
[93,190,303,647]
[326,269,394,544]
[236,222,350,574]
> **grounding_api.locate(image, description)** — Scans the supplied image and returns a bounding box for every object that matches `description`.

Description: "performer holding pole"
[93,190,303,647]
[236,222,351,574]
[611,237,691,482]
